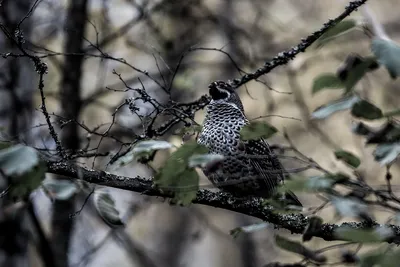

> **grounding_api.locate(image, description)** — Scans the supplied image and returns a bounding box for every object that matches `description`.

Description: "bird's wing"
[243,138,302,206]
[243,138,283,191]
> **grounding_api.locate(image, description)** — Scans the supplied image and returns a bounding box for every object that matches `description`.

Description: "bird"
[197,81,302,206]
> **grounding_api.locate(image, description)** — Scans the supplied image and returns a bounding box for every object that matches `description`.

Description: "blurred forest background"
[0,0,400,267]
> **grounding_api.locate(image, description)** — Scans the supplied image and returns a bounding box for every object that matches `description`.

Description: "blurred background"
[0,0,400,266]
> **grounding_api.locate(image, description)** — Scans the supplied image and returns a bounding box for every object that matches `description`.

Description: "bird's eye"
[210,87,229,100]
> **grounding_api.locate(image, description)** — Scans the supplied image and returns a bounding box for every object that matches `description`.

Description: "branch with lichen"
[46,160,400,245]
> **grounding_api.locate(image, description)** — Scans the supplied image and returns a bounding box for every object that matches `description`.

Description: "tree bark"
[52,1,88,267]
[0,1,35,266]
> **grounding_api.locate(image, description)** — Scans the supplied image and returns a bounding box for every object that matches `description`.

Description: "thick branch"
[55,1,88,267]
[60,0,88,151]
[47,161,400,245]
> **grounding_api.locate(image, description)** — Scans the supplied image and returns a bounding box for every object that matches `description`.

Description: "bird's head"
[208,81,244,111]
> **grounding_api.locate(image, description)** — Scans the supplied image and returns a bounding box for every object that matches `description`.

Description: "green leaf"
[155,141,208,205]
[9,162,47,199]
[279,174,344,193]
[112,140,172,167]
[316,19,358,47]
[371,38,400,79]
[240,121,278,141]
[0,141,11,150]
[42,177,79,200]
[337,54,379,85]
[342,57,379,93]
[335,226,393,243]
[331,196,370,221]
[188,153,224,168]
[275,235,303,253]
[275,235,326,263]
[351,121,373,136]
[334,150,361,168]
[133,140,172,154]
[378,249,400,267]
[156,141,208,185]
[311,73,343,94]
[384,108,400,118]
[359,249,400,267]
[359,250,385,267]
[230,222,269,238]
[311,95,360,119]
[94,189,124,227]
[168,169,199,206]
[365,122,400,144]
[351,100,383,120]
[111,151,136,167]
[0,144,46,199]
[373,143,400,166]
[303,216,323,242]
[0,145,40,176]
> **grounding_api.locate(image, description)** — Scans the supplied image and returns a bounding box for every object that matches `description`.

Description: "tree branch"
[155,0,370,115]
[46,161,400,245]
[231,0,369,88]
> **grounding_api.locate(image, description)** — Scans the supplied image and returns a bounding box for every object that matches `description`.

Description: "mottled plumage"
[198,81,301,206]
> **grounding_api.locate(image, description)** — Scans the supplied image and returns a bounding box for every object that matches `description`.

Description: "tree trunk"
[51,1,88,267]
